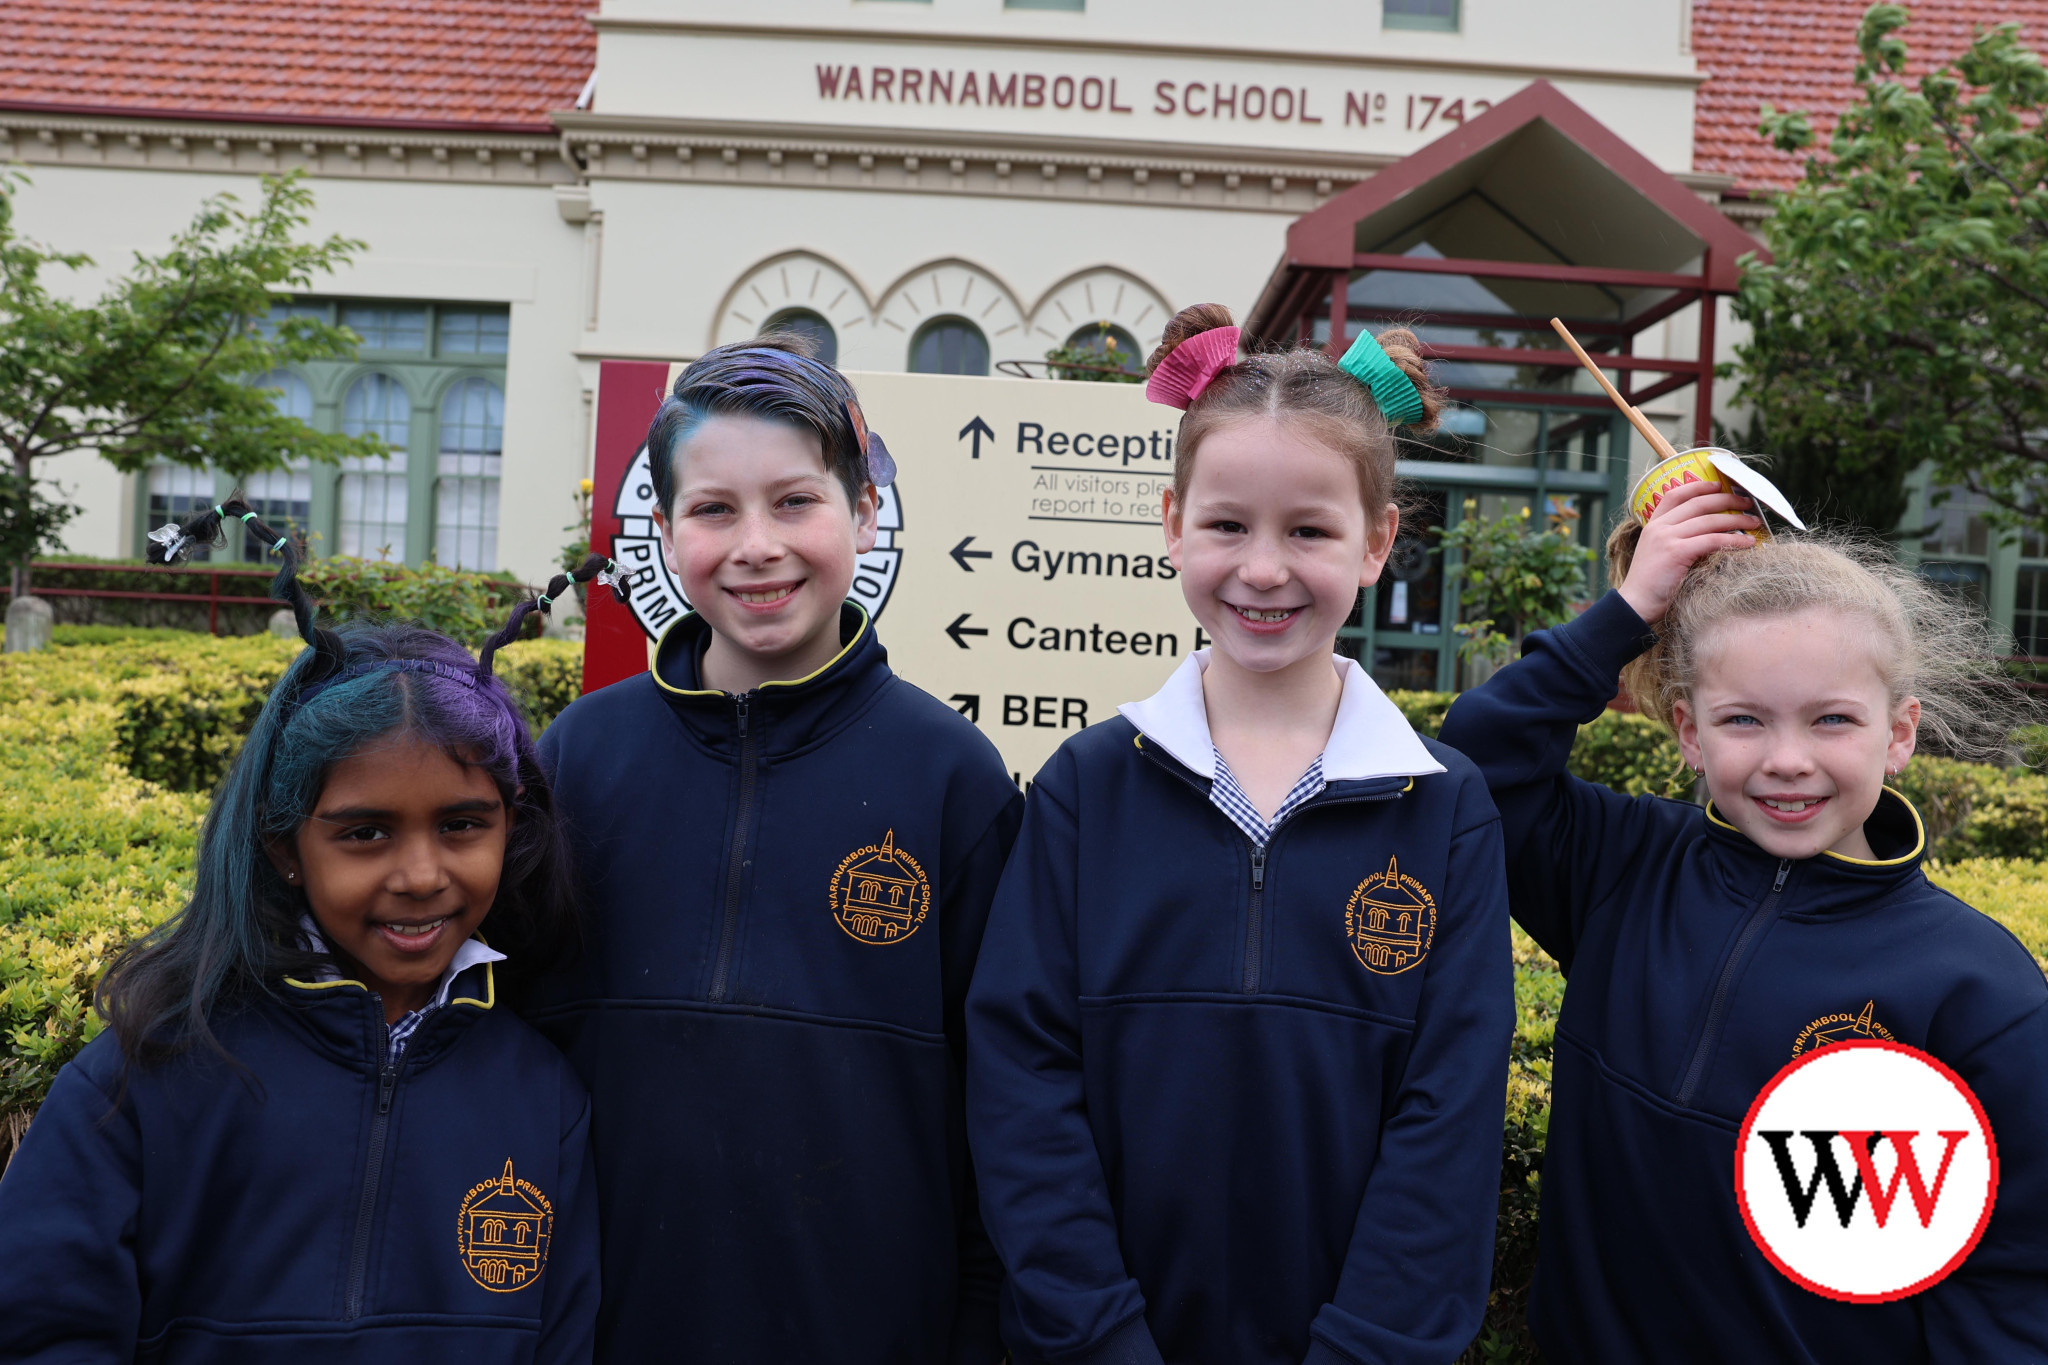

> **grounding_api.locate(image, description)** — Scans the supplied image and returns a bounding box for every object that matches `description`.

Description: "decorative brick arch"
[1026,267,1174,359]
[872,259,1027,372]
[710,251,876,355]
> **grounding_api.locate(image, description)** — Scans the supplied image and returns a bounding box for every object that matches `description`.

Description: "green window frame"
[1383,0,1459,31]
[134,299,511,570]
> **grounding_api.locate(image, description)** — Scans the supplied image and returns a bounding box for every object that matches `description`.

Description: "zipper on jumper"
[1241,845,1268,994]
[345,1028,402,1321]
[1675,858,1792,1107]
[708,692,758,1003]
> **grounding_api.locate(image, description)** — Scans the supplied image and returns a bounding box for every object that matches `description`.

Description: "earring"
[285,870,298,883]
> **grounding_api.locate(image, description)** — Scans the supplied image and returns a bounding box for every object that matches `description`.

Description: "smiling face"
[1673,608,1920,861]
[1164,415,1397,681]
[273,734,510,1024]
[653,413,879,693]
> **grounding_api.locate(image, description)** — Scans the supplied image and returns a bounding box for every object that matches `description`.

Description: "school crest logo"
[457,1159,553,1292]
[1792,1000,1896,1058]
[1344,855,1437,975]
[830,829,931,945]
[609,443,904,640]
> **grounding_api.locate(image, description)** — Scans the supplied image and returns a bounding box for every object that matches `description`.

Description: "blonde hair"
[1145,303,1446,525]
[1617,531,2038,764]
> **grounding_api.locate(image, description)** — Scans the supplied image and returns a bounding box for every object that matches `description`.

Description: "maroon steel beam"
[1627,371,1700,406]
[1694,255,1717,447]
[1421,344,1708,374]
[1443,388,1633,410]
[1352,253,1710,292]
[1350,307,1637,337]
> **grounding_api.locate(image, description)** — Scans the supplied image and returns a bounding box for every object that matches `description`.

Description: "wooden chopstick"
[1549,317,1682,463]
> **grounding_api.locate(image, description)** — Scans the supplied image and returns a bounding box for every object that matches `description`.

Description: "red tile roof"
[0,0,593,133]
[1693,0,2048,192]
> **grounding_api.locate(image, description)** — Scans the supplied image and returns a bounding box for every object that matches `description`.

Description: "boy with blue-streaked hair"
[532,334,1022,1365]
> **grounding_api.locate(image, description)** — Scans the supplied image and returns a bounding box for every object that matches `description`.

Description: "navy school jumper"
[0,962,600,1364]
[1437,591,2048,1362]
[531,603,1024,1365]
[966,652,1513,1365]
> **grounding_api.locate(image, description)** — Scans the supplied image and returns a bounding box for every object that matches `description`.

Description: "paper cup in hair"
[1629,447,1806,540]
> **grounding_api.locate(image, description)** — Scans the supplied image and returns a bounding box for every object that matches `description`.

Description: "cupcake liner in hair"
[1145,326,1241,410]
[1336,330,1427,427]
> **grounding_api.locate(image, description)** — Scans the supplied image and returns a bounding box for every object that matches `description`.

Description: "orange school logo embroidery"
[457,1159,553,1292]
[830,829,931,945]
[1792,1000,1896,1059]
[1345,855,1437,975]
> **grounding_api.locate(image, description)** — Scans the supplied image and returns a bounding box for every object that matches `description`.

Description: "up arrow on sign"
[958,415,995,458]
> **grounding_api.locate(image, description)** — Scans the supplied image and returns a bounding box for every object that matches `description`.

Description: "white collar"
[299,916,506,1011]
[1117,650,1445,783]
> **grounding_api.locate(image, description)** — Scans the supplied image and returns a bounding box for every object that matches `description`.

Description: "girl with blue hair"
[0,501,618,1364]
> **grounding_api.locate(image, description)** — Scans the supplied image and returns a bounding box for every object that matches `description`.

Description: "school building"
[6,0,2043,687]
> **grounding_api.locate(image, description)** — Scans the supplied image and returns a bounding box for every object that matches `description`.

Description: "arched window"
[239,370,314,562]
[436,377,504,572]
[339,373,412,560]
[1061,323,1144,378]
[764,308,838,366]
[909,317,989,376]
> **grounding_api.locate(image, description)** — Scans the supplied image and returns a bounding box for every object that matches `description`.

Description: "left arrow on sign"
[949,535,993,572]
[945,613,989,649]
[949,694,981,723]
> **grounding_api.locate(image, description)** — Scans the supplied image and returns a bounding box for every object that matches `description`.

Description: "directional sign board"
[582,363,1205,782]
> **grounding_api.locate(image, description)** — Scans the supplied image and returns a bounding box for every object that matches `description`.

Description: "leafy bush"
[1890,758,2048,862]
[1390,691,1693,802]
[297,556,528,649]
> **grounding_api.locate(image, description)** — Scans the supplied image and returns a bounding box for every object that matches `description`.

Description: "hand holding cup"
[1615,477,1759,626]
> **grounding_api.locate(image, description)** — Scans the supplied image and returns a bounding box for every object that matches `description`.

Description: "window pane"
[910,318,990,376]
[342,373,412,446]
[436,378,504,571]
[339,473,410,561]
[146,465,215,562]
[2017,567,2048,658]
[765,308,838,366]
[1372,646,1440,691]
[254,369,313,423]
[439,310,510,356]
[1384,0,1458,27]
[259,302,326,339]
[341,306,428,352]
[239,468,312,563]
[1922,486,1991,559]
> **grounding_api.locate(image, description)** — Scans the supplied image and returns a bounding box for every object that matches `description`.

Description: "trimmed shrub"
[1392,691,1693,802]
[298,557,528,649]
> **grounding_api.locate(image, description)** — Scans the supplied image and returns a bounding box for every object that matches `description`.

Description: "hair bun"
[1367,327,1447,433]
[1146,302,1237,375]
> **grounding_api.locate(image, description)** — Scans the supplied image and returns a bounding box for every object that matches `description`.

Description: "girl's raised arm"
[1437,480,1756,968]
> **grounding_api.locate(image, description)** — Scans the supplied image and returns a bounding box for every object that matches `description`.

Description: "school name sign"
[812,61,1499,137]
[583,366,1203,783]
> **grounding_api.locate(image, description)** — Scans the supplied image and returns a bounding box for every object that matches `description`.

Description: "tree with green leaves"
[1734,4,2048,540]
[1436,500,1594,668]
[0,169,379,594]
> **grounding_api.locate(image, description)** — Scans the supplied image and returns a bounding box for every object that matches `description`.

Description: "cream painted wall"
[596,0,1696,79]
[583,178,1287,363]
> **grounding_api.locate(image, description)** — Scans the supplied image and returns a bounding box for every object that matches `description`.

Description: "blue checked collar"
[1211,749,1326,847]
[1118,649,1445,786]
[298,916,506,1058]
